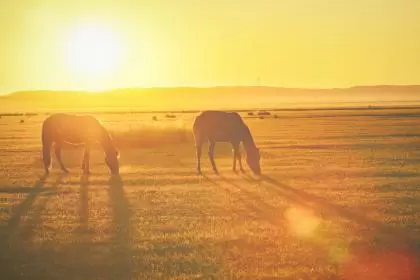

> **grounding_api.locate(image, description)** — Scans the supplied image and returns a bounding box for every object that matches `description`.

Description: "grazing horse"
[42,113,119,175]
[193,111,261,175]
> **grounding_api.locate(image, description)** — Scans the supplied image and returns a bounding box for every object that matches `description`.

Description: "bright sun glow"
[63,23,123,80]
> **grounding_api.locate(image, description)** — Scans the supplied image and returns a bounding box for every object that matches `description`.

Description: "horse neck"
[99,127,116,154]
[241,126,257,153]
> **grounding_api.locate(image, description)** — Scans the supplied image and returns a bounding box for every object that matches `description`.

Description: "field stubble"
[0,109,420,279]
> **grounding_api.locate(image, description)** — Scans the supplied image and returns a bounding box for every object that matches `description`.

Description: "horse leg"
[54,143,68,173]
[208,141,219,174]
[232,143,238,173]
[42,142,52,175]
[236,143,245,173]
[237,148,245,173]
[195,140,203,175]
[232,142,244,173]
[42,127,53,175]
[81,145,90,174]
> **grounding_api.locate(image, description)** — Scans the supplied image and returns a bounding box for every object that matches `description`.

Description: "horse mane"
[241,124,257,152]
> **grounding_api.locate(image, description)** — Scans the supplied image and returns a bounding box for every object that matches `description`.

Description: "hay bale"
[257,111,271,116]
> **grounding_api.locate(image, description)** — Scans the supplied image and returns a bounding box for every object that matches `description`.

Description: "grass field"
[1,109,420,279]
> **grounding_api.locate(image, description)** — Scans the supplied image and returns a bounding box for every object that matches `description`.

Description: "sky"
[0,0,419,93]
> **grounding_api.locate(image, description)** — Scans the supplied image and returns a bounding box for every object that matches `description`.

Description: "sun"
[63,23,123,80]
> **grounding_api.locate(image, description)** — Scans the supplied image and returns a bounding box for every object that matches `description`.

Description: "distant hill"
[1,85,420,113]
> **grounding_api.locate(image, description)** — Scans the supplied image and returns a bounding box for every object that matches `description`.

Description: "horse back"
[42,114,105,144]
[193,111,247,142]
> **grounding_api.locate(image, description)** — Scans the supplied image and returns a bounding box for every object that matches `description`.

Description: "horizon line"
[2,84,420,96]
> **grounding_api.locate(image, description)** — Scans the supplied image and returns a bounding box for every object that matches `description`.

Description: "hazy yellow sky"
[0,0,419,93]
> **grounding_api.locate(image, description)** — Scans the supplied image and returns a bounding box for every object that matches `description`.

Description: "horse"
[41,113,119,175]
[192,110,261,175]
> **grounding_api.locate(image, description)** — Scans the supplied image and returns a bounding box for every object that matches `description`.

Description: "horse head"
[246,147,261,176]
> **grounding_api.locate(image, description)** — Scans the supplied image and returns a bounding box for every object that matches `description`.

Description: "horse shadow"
[107,174,132,278]
[0,173,135,279]
[260,175,420,255]
[0,174,67,278]
[1,174,66,239]
[201,174,282,227]
[78,174,90,235]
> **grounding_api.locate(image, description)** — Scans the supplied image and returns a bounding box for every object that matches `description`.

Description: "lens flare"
[327,240,351,264]
[285,207,321,238]
[342,249,417,280]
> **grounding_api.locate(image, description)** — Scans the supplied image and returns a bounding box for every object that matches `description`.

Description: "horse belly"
[62,135,85,144]
[58,127,90,144]
[207,130,237,142]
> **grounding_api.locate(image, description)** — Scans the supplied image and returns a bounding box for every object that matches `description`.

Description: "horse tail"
[192,114,204,146]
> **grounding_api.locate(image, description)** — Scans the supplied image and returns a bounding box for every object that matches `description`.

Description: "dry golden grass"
[1,109,420,279]
[109,121,193,149]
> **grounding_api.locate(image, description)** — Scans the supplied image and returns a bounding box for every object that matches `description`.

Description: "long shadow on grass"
[201,175,340,279]
[261,175,420,253]
[2,174,66,239]
[0,173,222,279]
[202,174,281,226]
[108,175,132,279]
[257,175,420,279]
[201,174,248,219]
[261,175,392,228]
[0,174,67,279]
[17,174,68,240]
[60,174,203,188]
[79,174,89,234]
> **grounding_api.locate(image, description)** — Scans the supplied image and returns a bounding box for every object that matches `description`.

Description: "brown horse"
[193,111,261,175]
[42,113,119,175]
